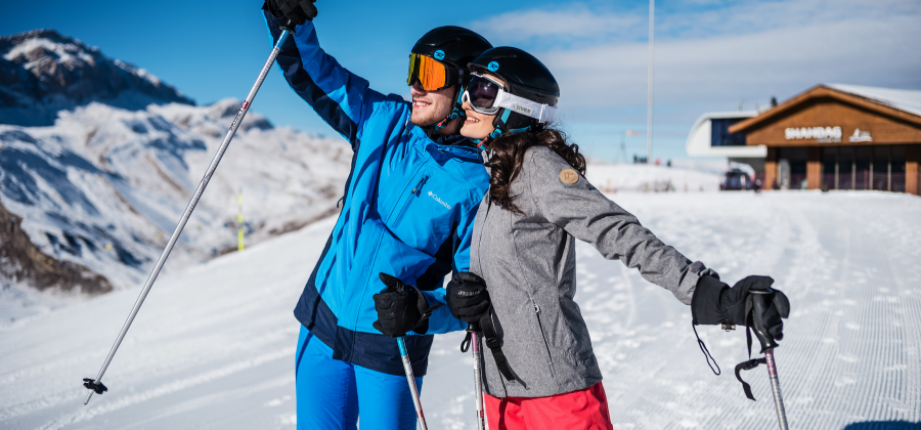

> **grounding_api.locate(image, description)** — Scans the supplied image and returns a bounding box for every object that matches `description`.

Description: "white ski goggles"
[462,73,557,123]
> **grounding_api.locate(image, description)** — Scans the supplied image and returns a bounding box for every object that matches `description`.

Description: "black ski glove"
[372,273,442,337]
[691,275,791,341]
[263,0,317,26]
[446,272,491,325]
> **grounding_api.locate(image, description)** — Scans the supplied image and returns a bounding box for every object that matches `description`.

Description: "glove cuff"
[410,292,442,335]
[691,275,728,325]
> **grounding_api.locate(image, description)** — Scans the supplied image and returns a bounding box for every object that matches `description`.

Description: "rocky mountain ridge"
[1,29,195,126]
[0,30,352,311]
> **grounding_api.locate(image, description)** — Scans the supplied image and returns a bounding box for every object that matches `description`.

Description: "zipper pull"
[411,176,429,194]
[531,298,540,314]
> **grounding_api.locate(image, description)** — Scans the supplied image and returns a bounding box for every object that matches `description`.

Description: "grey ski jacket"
[470,146,716,398]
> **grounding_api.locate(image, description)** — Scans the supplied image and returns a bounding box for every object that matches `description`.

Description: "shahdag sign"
[785,126,843,141]
[784,126,874,143]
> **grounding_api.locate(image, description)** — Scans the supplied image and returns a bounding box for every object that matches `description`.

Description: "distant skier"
[444,47,791,429]
[261,1,492,429]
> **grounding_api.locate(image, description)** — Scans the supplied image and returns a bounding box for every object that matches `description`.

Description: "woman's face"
[460,73,507,140]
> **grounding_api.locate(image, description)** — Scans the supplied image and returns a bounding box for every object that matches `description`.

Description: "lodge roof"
[729,84,921,134]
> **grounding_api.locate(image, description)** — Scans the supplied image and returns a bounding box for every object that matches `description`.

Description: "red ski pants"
[484,382,614,430]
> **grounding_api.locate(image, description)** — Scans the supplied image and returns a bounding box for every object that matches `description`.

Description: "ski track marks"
[1,193,919,429]
[426,192,921,430]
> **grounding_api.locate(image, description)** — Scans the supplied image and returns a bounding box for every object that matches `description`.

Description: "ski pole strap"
[479,310,516,382]
[83,378,108,395]
[734,357,767,400]
[692,324,721,375]
[461,323,481,352]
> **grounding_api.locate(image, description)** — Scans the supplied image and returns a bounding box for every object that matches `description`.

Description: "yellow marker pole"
[237,187,244,252]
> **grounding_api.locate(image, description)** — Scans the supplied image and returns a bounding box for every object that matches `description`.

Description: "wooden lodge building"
[727,84,921,196]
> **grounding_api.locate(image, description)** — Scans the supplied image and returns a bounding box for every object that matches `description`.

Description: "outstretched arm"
[523,148,715,304]
[264,10,371,149]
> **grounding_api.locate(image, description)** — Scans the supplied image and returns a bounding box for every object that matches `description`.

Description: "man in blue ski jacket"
[262,1,492,428]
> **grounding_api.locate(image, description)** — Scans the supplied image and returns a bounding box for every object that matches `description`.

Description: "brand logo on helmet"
[434,50,445,60]
[512,103,533,115]
[487,61,499,72]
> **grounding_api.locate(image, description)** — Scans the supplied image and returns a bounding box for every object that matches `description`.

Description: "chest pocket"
[385,167,455,253]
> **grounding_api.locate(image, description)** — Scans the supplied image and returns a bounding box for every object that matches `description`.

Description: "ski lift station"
[686,84,921,196]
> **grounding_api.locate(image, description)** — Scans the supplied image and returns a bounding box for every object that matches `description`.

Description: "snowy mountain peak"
[0,29,195,126]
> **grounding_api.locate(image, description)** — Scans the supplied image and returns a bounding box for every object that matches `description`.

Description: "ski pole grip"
[280,19,297,33]
[751,290,778,352]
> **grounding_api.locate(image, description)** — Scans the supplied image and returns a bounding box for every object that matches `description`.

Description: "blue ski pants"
[295,324,423,430]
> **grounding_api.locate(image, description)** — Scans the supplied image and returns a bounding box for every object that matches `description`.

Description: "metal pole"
[764,349,790,430]
[471,331,485,430]
[82,29,292,406]
[398,337,429,430]
[646,0,655,164]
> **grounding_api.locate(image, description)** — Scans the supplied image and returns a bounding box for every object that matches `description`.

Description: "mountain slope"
[0,29,353,314]
[0,98,352,307]
[0,29,195,126]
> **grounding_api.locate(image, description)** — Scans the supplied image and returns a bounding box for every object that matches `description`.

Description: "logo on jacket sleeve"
[428,190,452,210]
[560,169,579,184]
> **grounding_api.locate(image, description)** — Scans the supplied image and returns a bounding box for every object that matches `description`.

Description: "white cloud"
[471,7,645,45]
[468,0,921,124]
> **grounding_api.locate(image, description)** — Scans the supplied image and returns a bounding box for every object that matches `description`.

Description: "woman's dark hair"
[486,124,586,214]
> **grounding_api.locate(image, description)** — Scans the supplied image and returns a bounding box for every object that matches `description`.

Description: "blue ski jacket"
[265,13,489,377]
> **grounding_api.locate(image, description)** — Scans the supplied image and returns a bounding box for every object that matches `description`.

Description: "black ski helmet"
[411,26,492,73]
[468,47,560,139]
[411,26,492,131]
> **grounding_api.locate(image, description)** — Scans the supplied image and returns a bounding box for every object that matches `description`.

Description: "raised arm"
[264,10,370,148]
[523,147,715,304]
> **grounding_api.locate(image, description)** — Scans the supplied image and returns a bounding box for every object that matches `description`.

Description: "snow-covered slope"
[1,192,918,429]
[0,99,352,303]
[585,163,722,193]
[0,29,195,126]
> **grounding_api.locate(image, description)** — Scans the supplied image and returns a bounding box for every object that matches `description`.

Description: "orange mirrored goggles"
[407,53,460,92]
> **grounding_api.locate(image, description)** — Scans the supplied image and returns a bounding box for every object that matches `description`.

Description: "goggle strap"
[494,92,556,123]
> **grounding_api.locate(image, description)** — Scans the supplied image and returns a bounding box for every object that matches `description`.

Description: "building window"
[710,118,747,147]
[820,145,906,192]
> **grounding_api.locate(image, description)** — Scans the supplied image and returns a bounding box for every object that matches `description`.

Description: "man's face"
[410,81,456,128]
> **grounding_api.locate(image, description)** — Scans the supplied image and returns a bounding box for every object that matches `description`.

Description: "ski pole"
[460,323,486,429]
[751,290,789,430]
[81,27,293,406]
[470,329,486,430]
[397,337,429,430]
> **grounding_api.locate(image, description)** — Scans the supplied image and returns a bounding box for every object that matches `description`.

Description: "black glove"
[372,273,441,337]
[446,272,491,326]
[692,275,790,341]
[263,0,317,26]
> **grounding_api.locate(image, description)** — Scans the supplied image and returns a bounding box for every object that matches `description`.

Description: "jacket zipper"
[531,297,556,375]
[393,175,429,227]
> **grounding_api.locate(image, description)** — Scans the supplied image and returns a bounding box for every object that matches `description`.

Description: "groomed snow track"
[1,192,919,429]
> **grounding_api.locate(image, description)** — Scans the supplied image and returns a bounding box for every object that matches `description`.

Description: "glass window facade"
[710,118,748,147]
[820,145,907,192]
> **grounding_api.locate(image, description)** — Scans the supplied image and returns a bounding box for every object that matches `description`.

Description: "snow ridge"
[0,29,195,126]
[0,98,352,316]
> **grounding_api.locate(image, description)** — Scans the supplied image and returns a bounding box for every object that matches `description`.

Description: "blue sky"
[2,0,919,162]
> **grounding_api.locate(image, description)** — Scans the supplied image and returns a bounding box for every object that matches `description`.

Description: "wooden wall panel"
[745,99,921,147]
[907,145,920,196]
[764,148,778,190]
[807,147,822,190]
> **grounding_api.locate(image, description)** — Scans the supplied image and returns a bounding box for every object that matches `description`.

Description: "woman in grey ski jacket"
[444,47,791,429]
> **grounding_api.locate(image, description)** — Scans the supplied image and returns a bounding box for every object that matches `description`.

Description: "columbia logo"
[512,103,533,115]
[427,191,452,210]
